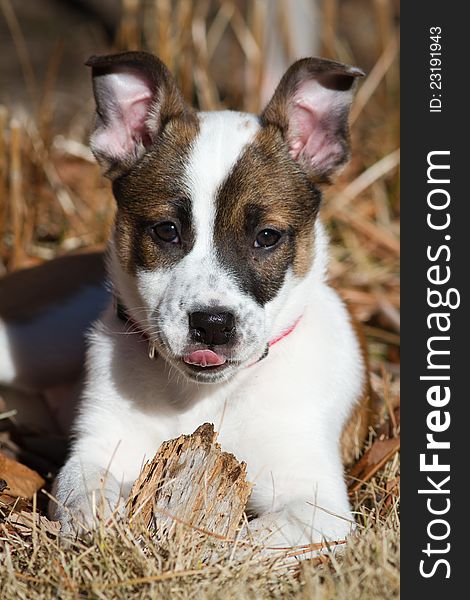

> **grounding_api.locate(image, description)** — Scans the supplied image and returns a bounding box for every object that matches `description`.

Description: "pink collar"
[115,299,302,364]
[268,316,302,348]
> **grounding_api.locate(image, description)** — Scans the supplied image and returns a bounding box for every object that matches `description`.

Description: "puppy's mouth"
[183,349,227,368]
[151,329,235,380]
[180,347,241,381]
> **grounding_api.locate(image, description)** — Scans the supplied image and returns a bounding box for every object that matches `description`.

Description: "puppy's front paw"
[50,459,125,536]
[243,507,352,560]
[245,513,296,550]
[51,487,124,535]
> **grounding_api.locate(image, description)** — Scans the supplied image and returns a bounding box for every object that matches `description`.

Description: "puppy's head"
[87,52,362,382]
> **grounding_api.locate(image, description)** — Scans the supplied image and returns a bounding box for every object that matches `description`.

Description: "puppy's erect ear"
[86,51,193,178]
[261,57,364,183]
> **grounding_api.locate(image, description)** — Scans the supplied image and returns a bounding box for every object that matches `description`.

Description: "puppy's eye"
[254,228,282,249]
[151,221,180,243]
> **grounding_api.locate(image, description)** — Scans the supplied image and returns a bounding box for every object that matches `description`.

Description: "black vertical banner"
[402,3,468,596]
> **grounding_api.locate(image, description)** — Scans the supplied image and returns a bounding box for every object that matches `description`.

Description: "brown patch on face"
[112,114,200,274]
[214,124,320,305]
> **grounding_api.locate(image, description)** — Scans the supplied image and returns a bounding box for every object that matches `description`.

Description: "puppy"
[48,51,370,550]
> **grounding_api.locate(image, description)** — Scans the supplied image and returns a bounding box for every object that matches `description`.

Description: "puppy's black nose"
[189,310,235,346]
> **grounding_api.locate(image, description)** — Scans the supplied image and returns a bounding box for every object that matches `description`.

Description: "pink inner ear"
[94,71,153,158]
[287,79,345,176]
[288,102,318,161]
[125,99,149,135]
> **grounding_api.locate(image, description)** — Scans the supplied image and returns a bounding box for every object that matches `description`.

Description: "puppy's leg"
[243,449,354,558]
[50,456,125,535]
[247,498,354,556]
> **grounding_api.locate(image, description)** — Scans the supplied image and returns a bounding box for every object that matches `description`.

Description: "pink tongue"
[184,349,226,367]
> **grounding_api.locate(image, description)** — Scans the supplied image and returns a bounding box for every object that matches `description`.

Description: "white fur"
[50,111,365,554]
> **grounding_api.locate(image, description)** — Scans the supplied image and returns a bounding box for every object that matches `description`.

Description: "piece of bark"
[127,423,252,541]
[0,451,45,499]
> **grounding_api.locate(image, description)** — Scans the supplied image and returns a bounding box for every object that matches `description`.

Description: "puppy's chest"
[110,374,299,483]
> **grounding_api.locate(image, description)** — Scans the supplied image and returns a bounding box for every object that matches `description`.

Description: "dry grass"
[0,410,399,599]
[0,522,399,599]
[0,0,400,597]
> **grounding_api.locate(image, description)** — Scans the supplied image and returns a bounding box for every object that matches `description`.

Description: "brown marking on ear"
[339,303,374,465]
[87,51,195,179]
[261,57,363,183]
[214,123,320,305]
[0,250,106,322]
[112,115,200,275]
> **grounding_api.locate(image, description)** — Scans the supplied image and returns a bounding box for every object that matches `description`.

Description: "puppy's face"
[87,52,362,382]
[111,112,320,381]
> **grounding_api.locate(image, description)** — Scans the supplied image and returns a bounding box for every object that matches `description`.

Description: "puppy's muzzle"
[189,310,235,346]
